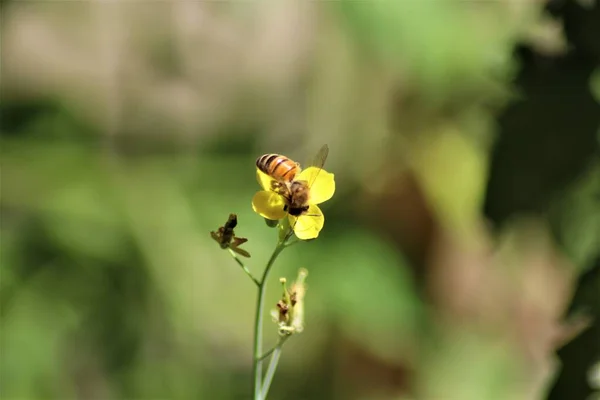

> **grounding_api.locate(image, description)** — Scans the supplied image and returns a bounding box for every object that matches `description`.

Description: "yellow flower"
[251,167,335,240]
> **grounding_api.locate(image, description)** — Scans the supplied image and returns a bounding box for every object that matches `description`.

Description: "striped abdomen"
[256,154,299,182]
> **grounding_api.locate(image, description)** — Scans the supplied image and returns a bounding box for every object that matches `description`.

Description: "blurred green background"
[1,1,599,399]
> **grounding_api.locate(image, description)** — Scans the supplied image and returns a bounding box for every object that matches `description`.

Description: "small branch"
[257,335,289,362]
[227,248,260,286]
[260,337,288,399]
[252,238,288,400]
[284,238,301,248]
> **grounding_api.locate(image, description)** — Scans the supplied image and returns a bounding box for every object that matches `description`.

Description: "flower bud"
[272,269,308,335]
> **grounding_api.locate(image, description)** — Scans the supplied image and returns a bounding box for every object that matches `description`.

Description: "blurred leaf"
[127,358,204,399]
[1,278,81,399]
[417,328,530,400]
[591,68,600,104]
[310,229,420,364]
[0,228,19,292]
[42,180,128,262]
[337,1,522,101]
[549,162,600,272]
[410,127,488,234]
[2,141,128,261]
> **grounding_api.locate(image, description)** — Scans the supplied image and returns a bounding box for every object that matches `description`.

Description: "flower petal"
[252,191,287,220]
[289,204,324,240]
[256,168,275,191]
[296,167,335,205]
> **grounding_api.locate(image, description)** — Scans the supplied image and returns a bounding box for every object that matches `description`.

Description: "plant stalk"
[257,335,289,362]
[227,249,260,286]
[252,239,287,400]
[260,336,288,399]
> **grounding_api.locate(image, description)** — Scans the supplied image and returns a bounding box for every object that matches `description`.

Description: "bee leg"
[270,181,282,191]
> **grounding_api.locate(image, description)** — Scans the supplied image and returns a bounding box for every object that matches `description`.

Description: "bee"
[256,154,300,183]
[210,214,251,258]
[256,145,329,218]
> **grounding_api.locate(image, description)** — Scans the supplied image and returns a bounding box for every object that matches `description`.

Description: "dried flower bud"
[272,269,308,335]
[210,214,251,257]
[264,218,279,228]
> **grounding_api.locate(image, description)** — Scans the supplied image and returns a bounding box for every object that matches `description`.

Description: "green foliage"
[1,1,597,398]
[337,1,520,100]
[550,162,600,273]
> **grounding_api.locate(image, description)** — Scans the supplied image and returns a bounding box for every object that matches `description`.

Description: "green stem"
[260,336,288,399]
[284,238,301,248]
[257,335,289,361]
[227,249,260,286]
[252,239,288,400]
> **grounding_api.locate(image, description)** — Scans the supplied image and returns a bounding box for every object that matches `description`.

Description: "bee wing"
[304,144,329,189]
[231,246,251,258]
[286,145,329,240]
[309,144,329,169]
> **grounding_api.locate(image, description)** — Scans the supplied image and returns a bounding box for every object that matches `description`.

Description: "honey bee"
[256,154,300,183]
[256,144,329,217]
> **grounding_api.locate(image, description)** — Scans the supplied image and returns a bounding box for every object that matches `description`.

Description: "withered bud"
[271,268,308,336]
[210,213,251,257]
